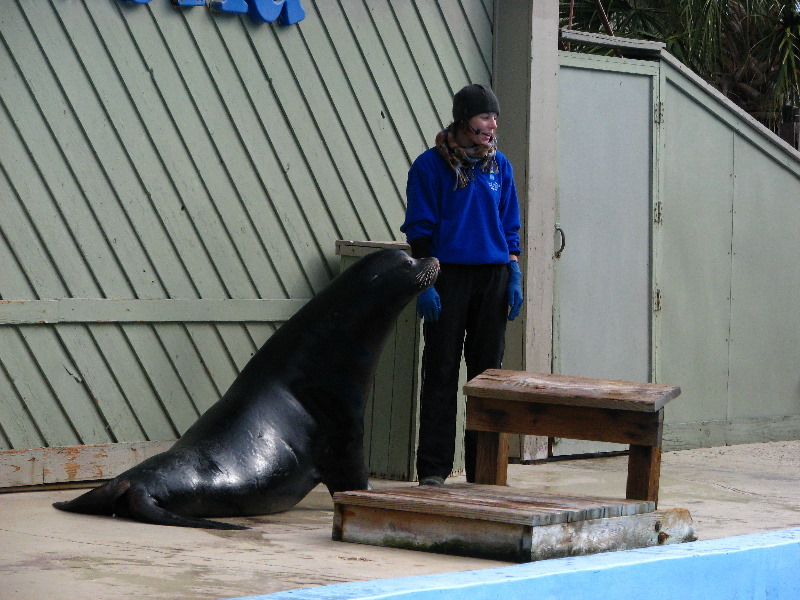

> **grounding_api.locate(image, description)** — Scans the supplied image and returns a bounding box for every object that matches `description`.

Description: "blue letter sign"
[120,0,306,25]
[244,0,305,25]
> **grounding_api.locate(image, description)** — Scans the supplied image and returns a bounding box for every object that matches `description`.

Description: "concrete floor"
[2,440,799,600]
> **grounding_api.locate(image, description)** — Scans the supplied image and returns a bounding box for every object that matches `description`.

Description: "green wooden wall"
[0,0,494,452]
[658,56,800,448]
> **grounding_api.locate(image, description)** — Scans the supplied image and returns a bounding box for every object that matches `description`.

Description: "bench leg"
[626,444,662,505]
[473,431,509,485]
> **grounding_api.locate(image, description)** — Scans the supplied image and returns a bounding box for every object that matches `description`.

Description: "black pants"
[416,263,509,482]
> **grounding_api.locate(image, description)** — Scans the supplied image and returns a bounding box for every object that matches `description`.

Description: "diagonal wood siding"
[0,0,493,451]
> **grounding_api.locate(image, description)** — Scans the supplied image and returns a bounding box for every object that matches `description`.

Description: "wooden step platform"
[333,484,695,563]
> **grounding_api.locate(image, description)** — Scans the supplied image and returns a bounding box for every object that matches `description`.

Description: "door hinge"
[653,289,662,312]
[653,201,663,224]
[654,102,664,124]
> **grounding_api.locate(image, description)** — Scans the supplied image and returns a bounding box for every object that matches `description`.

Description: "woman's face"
[465,112,498,146]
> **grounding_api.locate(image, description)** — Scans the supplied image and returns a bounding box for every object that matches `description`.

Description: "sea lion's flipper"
[54,481,248,530]
[125,486,249,530]
[53,479,130,516]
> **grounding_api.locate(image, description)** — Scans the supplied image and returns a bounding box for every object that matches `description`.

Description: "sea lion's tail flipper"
[53,479,130,516]
[125,486,249,530]
[54,481,249,530]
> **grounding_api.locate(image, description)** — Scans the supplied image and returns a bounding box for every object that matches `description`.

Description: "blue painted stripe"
[224,528,800,600]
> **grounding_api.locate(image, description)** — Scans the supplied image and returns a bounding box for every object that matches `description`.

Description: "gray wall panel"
[0,0,493,452]
[660,58,800,445]
[728,137,800,420]
[659,77,735,425]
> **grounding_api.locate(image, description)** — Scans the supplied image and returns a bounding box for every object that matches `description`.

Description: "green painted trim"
[558,50,660,77]
[664,416,800,451]
[0,299,308,324]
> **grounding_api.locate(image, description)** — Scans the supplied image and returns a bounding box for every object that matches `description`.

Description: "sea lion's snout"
[414,256,440,291]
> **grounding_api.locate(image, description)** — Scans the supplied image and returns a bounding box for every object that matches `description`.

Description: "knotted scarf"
[435,124,499,190]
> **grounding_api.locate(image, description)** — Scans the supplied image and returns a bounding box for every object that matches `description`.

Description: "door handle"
[555,226,566,258]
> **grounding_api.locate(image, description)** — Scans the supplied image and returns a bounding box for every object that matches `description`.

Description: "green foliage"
[561,0,800,128]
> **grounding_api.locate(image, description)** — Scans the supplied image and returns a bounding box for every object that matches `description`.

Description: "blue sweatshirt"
[401,147,521,264]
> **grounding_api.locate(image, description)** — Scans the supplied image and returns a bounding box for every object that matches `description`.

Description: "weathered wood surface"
[466,397,664,445]
[0,441,174,489]
[474,431,510,486]
[334,484,653,527]
[526,508,695,561]
[464,369,681,412]
[464,369,677,504]
[333,484,695,562]
[627,444,663,502]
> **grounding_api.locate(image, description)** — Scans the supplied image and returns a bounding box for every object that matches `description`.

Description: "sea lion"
[54,249,439,529]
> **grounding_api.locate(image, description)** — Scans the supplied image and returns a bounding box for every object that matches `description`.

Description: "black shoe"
[418,476,445,486]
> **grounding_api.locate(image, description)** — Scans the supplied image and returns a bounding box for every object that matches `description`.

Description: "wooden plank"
[80,3,260,300]
[18,325,111,446]
[0,299,307,324]
[335,240,409,257]
[151,2,307,299]
[15,2,147,300]
[0,328,80,448]
[390,1,453,122]
[335,504,694,563]
[239,22,376,252]
[464,370,680,412]
[438,0,492,83]
[305,2,402,237]
[0,33,102,301]
[177,4,327,298]
[53,324,147,444]
[559,29,665,57]
[0,448,44,488]
[339,2,421,168]
[333,485,693,563]
[526,508,695,561]
[183,324,241,412]
[627,444,663,503]
[87,325,177,442]
[466,396,664,446]
[383,304,420,480]
[215,19,360,280]
[118,323,199,435]
[0,440,175,488]
[334,503,530,562]
[474,431,509,486]
[366,318,396,478]
[334,485,653,527]
[414,1,475,93]
[362,1,442,148]
[41,440,175,485]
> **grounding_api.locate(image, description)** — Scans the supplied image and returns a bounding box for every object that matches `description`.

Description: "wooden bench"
[464,369,681,505]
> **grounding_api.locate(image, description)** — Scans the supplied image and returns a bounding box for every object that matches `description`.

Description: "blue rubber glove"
[416,286,442,322]
[507,260,523,321]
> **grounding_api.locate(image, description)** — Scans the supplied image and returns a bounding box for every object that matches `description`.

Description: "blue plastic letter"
[211,0,248,13]
[248,0,306,25]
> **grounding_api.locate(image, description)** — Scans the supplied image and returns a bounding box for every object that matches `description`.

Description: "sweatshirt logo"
[487,174,500,192]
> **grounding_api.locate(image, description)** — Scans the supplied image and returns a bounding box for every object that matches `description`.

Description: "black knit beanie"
[452,84,500,123]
